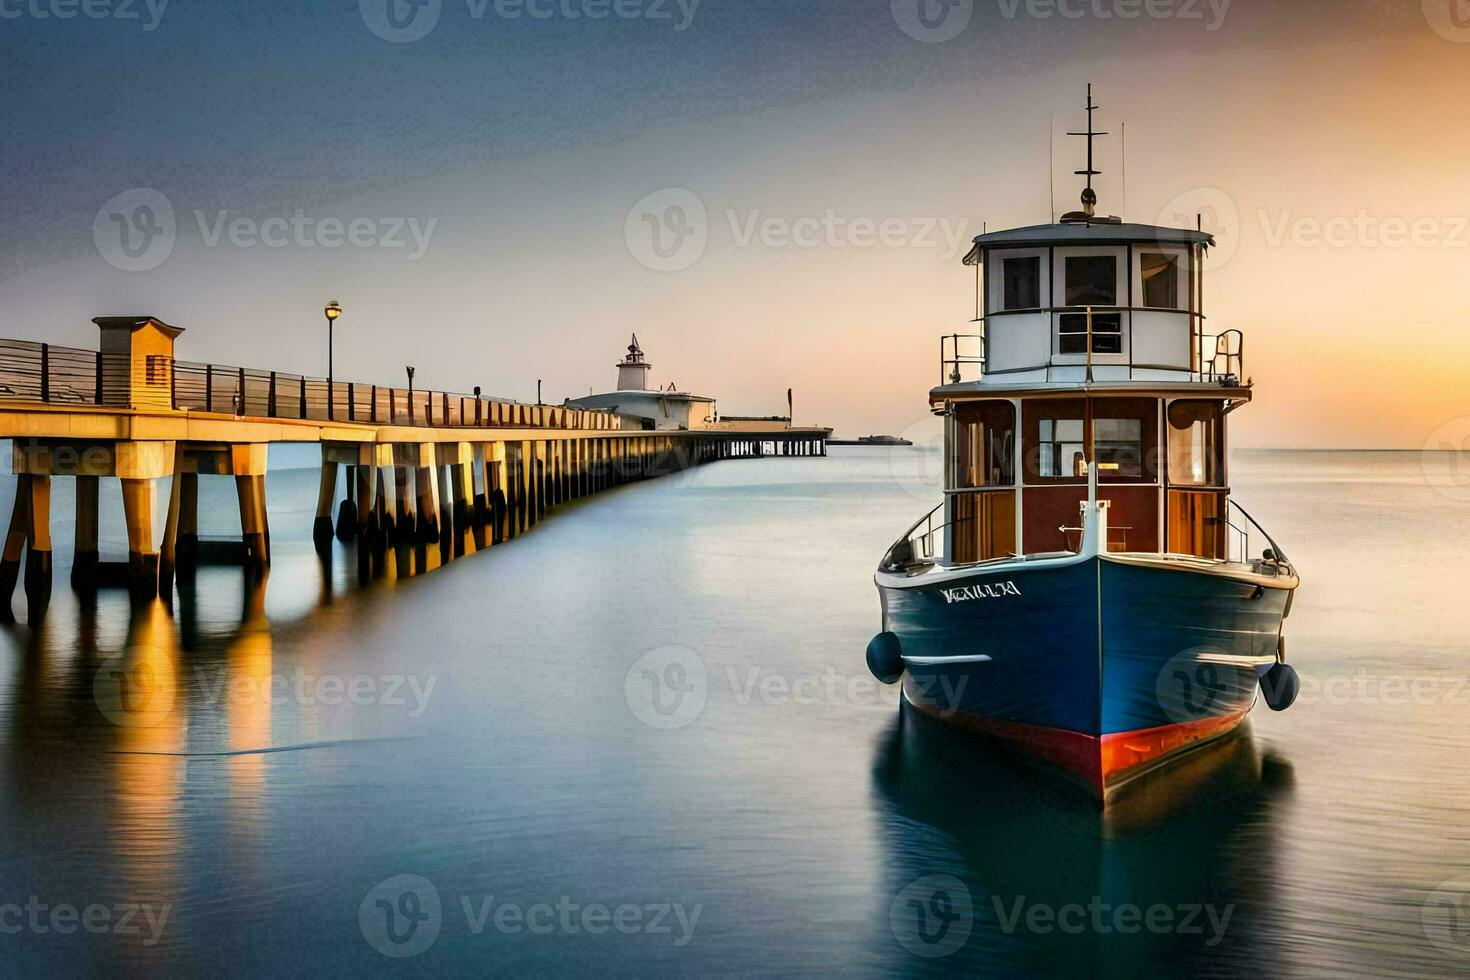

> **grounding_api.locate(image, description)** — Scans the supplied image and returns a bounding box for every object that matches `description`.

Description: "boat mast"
[1066,86,1107,469]
[1067,83,1107,225]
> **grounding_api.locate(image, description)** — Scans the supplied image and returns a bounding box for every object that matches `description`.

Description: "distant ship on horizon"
[827,435,914,447]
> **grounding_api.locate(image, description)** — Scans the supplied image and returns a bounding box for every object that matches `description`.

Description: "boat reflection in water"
[869,700,1295,976]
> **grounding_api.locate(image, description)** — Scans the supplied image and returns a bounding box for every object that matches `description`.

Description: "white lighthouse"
[616,335,653,392]
[566,334,718,431]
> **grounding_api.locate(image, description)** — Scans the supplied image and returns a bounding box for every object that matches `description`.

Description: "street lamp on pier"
[324,300,343,420]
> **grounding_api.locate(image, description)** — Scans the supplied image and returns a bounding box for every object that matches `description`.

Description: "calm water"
[1,447,1469,977]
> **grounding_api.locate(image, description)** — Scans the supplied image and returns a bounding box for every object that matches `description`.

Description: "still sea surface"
[1,447,1468,977]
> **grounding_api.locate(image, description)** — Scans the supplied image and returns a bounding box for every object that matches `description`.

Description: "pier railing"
[0,339,622,430]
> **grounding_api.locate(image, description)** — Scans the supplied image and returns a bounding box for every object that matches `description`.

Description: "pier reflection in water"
[0,449,1469,975]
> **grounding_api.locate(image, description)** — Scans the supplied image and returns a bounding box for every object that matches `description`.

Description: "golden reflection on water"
[101,599,186,963]
[227,579,273,791]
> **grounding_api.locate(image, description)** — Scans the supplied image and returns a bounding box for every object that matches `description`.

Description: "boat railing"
[940,333,985,386]
[935,321,1245,386]
[880,502,946,572]
[1224,498,1290,566]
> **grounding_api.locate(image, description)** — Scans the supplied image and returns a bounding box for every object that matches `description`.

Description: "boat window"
[1026,398,1157,484]
[1057,312,1122,354]
[1140,252,1180,309]
[1065,255,1117,307]
[1038,418,1087,478]
[1167,400,1225,487]
[1094,419,1143,479]
[1002,257,1041,310]
[955,401,1015,487]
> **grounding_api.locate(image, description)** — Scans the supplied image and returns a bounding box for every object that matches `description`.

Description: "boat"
[827,435,915,447]
[866,87,1301,805]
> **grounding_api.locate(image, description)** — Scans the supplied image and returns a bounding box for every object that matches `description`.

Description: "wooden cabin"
[936,220,1249,565]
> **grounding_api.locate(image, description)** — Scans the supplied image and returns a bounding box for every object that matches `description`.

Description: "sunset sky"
[2,0,1466,447]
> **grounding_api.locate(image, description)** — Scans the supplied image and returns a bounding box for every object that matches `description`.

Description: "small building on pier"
[565,336,718,432]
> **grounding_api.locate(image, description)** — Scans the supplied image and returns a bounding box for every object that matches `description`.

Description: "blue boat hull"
[877,555,1293,799]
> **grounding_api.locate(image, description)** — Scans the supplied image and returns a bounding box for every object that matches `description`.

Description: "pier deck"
[0,319,829,623]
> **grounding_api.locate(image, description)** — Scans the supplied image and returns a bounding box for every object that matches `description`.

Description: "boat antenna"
[1065,83,1108,225]
[1121,120,1126,220]
[1049,110,1056,223]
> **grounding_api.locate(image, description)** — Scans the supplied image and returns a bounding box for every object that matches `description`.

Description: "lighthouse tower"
[616,334,653,391]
